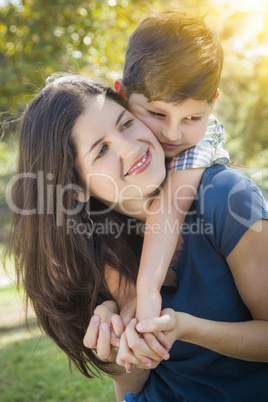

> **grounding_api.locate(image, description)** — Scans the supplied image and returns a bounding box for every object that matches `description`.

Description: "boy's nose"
[162,122,182,142]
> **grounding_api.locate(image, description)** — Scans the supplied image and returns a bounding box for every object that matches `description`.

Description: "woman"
[8,75,268,401]
[8,74,168,378]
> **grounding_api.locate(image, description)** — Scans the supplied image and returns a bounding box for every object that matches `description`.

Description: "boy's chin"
[163,149,180,159]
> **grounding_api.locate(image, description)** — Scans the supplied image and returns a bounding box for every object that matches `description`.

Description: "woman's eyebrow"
[88,138,104,155]
[83,110,127,160]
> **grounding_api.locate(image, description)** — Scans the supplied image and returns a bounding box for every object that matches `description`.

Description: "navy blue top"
[125,165,268,401]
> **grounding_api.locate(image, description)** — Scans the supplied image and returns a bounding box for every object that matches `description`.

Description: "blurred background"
[0,0,267,400]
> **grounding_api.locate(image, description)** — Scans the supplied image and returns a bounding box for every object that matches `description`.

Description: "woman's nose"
[116,135,141,159]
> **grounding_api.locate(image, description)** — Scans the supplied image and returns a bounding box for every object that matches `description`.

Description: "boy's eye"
[96,144,108,160]
[147,110,166,118]
[121,118,134,131]
[185,116,202,121]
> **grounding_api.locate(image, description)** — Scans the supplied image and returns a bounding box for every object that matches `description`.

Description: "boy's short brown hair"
[123,9,223,104]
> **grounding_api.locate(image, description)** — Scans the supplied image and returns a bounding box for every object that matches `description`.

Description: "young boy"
[115,9,230,356]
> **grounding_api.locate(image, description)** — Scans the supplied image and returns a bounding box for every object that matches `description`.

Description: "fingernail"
[147,361,153,367]
[136,322,145,331]
[93,315,100,322]
[101,323,109,331]
[113,315,121,324]
[163,353,170,360]
[130,318,137,324]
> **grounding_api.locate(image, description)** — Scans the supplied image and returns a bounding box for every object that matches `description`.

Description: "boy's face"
[127,93,213,158]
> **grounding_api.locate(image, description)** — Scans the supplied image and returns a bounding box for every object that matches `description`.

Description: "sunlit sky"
[212,0,267,11]
[212,0,267,32]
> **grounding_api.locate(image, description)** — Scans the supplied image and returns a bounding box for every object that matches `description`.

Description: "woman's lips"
[160,142,180,150]
[125,149,151,176]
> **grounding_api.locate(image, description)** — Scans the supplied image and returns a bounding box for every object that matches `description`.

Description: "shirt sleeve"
[168,114,230,173]
[202,166,268,258]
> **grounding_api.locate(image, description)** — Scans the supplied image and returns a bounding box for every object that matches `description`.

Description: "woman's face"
[72,95,165,213]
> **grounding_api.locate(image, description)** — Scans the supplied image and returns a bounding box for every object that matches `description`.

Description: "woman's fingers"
[116,331,140,369]
[97,322,112,360]
[84,315,112,360]
[94,300,118,323]
[125,319,165,363]
[136,312,176,333]
[112,314,125,338]
[83,314,101,348]
[142,332,170,360]
[154,331,172,351]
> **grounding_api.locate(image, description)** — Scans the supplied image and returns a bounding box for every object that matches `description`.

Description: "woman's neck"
[110,195,155,222]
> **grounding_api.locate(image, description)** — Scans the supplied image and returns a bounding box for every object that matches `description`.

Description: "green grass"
[0,286,116,402]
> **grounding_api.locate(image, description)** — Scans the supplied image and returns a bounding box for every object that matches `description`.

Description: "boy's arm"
[136,168,205,321]
[105,265,137,327]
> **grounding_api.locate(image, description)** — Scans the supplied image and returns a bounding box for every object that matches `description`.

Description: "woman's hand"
[117,318,163,371]
[83,300,124,360]
[136,308,184,347]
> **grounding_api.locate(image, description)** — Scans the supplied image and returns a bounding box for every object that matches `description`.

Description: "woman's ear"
[73,189,90,203]
[114,78,127,100]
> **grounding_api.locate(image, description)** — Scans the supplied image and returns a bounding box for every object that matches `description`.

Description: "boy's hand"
[135,289,171,359]
[136,287,162,323]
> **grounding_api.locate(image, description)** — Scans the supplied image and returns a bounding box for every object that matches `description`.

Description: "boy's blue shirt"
[125,165,268,402]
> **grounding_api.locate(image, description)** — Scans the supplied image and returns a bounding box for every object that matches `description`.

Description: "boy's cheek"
[133,113,160,137]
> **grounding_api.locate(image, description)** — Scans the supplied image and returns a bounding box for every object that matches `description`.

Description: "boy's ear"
[73,189,90,203]
[211,88,220,109]
[114,79,127,100]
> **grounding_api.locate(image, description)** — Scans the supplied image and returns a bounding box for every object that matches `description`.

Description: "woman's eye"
[148,110,166,118]
[96,144,108,159]
[185,116,202,121]
[121,119,134,131]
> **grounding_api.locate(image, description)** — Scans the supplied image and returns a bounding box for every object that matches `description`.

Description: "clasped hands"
[83,300,178,372]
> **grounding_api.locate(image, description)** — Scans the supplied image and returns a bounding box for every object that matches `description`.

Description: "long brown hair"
[7,75,139,377]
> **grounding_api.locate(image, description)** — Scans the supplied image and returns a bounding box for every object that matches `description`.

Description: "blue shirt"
[125,165,268,402]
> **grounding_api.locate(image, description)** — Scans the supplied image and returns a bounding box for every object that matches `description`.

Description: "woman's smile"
[124,149,151,176]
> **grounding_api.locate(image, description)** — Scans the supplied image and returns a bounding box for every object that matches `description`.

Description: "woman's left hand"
[136,308,182,346]
[83,300,124,360]
[117,318,165,371]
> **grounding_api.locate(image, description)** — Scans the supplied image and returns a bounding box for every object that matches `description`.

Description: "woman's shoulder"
[199,164,268,226]
[199,164,268,219]
[202,164,247,184]
[200,165,265,200]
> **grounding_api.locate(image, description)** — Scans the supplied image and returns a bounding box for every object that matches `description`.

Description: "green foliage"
[0,0,147,113]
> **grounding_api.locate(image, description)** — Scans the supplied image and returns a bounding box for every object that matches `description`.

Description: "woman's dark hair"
[7,74,139,377]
